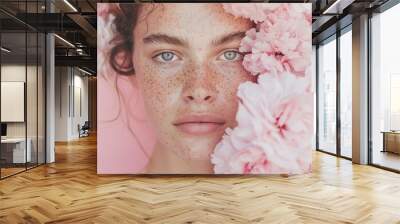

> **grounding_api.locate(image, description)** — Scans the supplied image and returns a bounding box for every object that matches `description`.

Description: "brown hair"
[109,3,140,76]
[106,3,158,159]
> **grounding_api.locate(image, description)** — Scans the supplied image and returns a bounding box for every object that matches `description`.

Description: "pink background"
[97,74,156,174]
[97,3,313,174]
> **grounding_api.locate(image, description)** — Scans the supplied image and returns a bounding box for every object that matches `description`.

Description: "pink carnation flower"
[98,3,120,21]
[238,73,313,157]
[222,3,283,23]
[97,3,122,81]
[259,12,311,76]
[212,135,269,174]
[239,28,257,53]
[212,73,313,174]
[236,4,312,77]
[211,3,313,174]
[242,53,285,76]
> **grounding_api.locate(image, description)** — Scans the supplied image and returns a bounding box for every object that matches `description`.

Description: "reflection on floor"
[373,150,400,171]
[0,162,42,178]
[341,147,352,158]
[0,167,25,177]
[0,135,400,223]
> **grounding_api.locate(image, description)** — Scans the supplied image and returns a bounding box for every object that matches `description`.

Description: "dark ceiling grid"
[0,0,393,75]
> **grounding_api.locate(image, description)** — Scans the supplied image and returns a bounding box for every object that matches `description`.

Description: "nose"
[185,88,214,103]
[183,65,217,104]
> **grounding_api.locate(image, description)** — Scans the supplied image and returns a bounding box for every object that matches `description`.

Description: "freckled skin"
[130,4,255,173]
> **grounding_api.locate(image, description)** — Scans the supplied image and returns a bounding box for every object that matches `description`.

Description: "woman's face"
[131,4,254,160]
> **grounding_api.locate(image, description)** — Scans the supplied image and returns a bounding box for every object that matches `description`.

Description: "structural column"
[46,0,55,163]
[352,14,369,164]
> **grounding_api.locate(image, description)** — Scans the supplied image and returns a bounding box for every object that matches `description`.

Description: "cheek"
[213,63,254,125]
[136,63,187,123]
[214,63,253,103]
[141,65,168,106]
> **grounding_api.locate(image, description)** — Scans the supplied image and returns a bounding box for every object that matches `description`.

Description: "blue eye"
[154,51,179,63]
[218,50,243,61]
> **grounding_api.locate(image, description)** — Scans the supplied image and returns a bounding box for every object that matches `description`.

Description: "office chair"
[79,121,90,138]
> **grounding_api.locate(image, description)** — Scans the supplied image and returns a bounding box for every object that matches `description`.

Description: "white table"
[1,138,31,163]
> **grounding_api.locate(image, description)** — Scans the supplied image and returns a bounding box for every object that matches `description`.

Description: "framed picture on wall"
[1,81,25,122]
[97,3,313,174]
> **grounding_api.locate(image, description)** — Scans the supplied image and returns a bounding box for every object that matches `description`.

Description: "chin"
[181,137,221,160]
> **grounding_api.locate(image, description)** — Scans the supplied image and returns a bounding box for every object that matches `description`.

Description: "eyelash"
[153,51,181,63]
[152,49,243,64]
[217,49,243,62]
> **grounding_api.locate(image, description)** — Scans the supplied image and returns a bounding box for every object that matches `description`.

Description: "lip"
[173,114,226,135]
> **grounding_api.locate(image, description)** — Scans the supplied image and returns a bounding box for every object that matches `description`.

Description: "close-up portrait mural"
[97,3,313,174]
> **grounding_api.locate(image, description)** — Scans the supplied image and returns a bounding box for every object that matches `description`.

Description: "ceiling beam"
[67,13,96,39]
[323,0,356,14]
[55,55,96,70]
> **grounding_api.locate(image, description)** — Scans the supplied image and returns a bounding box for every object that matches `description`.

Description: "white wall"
[1,65,40,137]
[1,65,27,140]
[72,73,89,138]
[54,67,89,141]
[55,66,69,141]
[1,64,46,164]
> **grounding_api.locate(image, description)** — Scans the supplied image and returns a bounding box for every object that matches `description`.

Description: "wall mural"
[97,3,313,174]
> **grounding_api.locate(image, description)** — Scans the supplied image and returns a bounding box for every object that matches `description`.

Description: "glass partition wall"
[339,27,353,159]
[317,35,337,155]
[370,3,400,172]
[316,26,353,159]
[0,1,46,179]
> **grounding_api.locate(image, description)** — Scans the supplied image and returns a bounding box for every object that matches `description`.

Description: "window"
[317,36,337,154]
[0,1,47,179]
[370,3,400,171]
[340,28,352,158]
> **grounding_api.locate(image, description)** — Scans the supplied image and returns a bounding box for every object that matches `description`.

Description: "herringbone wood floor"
[1,135,400,224]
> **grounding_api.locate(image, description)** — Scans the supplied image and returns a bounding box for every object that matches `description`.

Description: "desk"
[1,138,31,163]
[382,131,400,154]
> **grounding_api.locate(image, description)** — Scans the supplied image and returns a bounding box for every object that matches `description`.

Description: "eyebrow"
[143,34,188,47]
[212,31,246,46]
[142,31,246,48]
